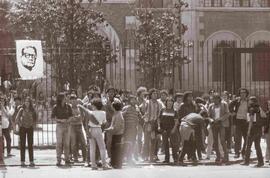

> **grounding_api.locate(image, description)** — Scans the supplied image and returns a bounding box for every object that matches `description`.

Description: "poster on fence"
[16,40,44,80]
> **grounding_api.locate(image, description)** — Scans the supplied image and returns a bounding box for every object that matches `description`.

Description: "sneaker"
[240,162,249,166]
[102,164,112,170]
[162,160,170,164]
[29,162,35,167]
[178,161,187,167]
[234,154,240,159]
[7,153,13,157]
[84,162,90,167]
[21,162,26,167]
[65,161,71,166]
[254,163,264,167]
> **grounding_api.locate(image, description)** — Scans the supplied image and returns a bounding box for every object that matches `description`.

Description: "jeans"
[56,123,70,162]
[194,126,204,160]
[89,127,107,168]
[244,126,263,164]
[143,124,156,161]
[135,124,143,157]
[225,126,232,150]
[179,134,195,162]
[162,129,179,162]
[206,125,223,158]
[212,123,228,161]
[265,132,270,161]
[235,119,248,155]
[2,128,11,154]
[111,134,123,168]
[19,127,34,162]
[124,126,137,162]
[105,132,112,158]
[69,125,87,161]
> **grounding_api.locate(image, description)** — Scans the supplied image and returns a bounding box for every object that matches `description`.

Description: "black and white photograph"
[0,0,269,178]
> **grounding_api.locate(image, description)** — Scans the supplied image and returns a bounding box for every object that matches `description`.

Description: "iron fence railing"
[201,0,270,7]
[0,39,270,147]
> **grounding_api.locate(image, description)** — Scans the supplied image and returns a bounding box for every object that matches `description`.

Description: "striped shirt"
[122,105,141,128]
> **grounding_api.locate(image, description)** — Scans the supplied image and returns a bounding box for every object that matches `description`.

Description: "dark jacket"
[178,102,196,122]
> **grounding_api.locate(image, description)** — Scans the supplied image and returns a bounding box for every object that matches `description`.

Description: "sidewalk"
[1,140,267,167]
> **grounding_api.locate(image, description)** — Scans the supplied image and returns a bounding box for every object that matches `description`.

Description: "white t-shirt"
[214,107,220,120]
[87,110,106,128]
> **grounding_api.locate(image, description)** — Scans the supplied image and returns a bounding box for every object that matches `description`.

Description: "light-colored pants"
[265,132,270,161]
[89,127,107,168]
[206,125,224,158]
[56,123,70,162]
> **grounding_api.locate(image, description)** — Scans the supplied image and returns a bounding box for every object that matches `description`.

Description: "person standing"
[136,87,147,159]
[208,93,230,164]
[106,100,125,169]
[142,88,163,162]
[51,93,73,166]
[1,97,14,157]
[158,97,179,164]
[78,98,111,170]
[122,95,142,165]
[264,100,270,165]
[15,97,37,167]
[103,87,115,159]
[241,96,267,167]
[229,88,249,158]
[69,94,87,163]
[174,93,184,112]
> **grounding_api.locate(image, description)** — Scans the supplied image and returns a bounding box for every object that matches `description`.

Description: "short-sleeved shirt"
[52,104,72,121]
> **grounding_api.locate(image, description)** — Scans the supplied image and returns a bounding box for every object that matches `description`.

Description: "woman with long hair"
[1,96,14,157]
[15,97,37,167]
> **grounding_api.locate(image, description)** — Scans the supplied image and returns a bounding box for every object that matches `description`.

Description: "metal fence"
[1,39,270,147]
[200,0,270,7]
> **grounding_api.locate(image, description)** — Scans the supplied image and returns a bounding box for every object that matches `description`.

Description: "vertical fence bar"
[206,40,209,92]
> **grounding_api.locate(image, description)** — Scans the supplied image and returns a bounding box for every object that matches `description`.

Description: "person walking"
[15,97,37,167]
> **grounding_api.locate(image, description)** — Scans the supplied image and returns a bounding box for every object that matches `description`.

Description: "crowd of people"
[1,86,270,170]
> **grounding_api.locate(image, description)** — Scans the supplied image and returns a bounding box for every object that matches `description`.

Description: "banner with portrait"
[16,40,44,80]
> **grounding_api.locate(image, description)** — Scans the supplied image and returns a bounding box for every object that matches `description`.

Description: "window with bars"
[252,42,270,81]
[212,41,236,82]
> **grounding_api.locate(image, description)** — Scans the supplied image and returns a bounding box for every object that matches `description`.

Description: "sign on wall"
[16,40,44,80]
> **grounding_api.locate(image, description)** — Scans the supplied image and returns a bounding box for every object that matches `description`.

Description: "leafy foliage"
[8,0,113,90]
[135,2,190,89]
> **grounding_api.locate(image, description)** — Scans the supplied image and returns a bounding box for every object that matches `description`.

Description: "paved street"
[1,164,269,178]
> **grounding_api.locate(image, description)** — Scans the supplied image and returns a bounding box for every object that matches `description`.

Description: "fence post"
[0,116,3,163]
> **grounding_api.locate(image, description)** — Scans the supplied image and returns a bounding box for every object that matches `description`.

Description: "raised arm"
[78,104,99,125]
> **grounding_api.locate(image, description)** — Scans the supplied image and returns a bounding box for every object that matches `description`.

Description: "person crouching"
[178,111,207,166]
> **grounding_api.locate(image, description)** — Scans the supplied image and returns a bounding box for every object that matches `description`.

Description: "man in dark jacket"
[229,88,249,158]
[241,96,267,167]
